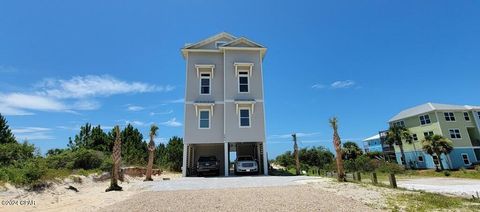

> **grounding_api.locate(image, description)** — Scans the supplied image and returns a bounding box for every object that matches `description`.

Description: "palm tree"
[342,141,362,160]
[385,125,412,169]
[422,135,453,171]
[145,124,159,181]
[329,117,345,182]
[106,125,122,192]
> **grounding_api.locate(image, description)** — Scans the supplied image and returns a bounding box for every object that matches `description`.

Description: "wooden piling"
[389,173,397,188]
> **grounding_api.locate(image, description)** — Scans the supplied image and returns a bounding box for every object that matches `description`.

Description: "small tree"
[385,125,412,169]
[106,125,122,192]
[422,135,453,171]
[292,134,300,175]
[329,117,345,182]
[145,124,158,181]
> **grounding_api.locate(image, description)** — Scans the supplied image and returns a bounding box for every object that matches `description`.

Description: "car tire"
[215,170,220,176]
[197,172,202,177]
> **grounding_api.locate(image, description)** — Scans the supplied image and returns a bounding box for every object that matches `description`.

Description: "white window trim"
[444,112,456,122]
[199,74,211,95]
[461,153,471,165]
[198,109,211,129]
[234,62,254,77]
[448,128,462,140]
[238,72,249,93]
[238,107,251,128]
[195,64,215,78]
[464,112,471,122]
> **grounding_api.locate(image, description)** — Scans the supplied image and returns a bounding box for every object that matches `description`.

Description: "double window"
[412,134,418,141]
[444,112,456,122]
[464,112,471,121]
[423,131,434,138]
[199,110,210,129]
[449,129,461,139]
[419,114,431,125]
[238,71,249,93]
[393,121,405,127]
[239,108,251,127]
[200,73,211,95]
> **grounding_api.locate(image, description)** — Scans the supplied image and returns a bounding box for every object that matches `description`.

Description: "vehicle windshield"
[198,156,216,162]
[237,156,254,161]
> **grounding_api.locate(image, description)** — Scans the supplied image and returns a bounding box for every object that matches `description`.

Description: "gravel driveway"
[397,177,480,197]
[139,175,314,191]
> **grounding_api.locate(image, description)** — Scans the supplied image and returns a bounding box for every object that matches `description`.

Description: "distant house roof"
[389,102,480,122]
[363,134,380,142]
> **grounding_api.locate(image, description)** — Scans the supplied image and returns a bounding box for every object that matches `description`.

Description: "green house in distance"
[389,102,480,169]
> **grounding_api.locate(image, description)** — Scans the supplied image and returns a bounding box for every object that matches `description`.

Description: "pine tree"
[0,113,16,144]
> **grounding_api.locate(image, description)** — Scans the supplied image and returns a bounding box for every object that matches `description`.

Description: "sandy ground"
[3,174,478,212]
[0,172,181,212]
[396,177,480,198]
[99,177,408,212]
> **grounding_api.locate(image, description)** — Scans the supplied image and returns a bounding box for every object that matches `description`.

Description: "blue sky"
[1,1,479,158]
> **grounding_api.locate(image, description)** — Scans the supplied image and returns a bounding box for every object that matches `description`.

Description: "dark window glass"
[200,78,210,94]
[240,109,250,127]
[239,76,248,92]
[464,112,470,121]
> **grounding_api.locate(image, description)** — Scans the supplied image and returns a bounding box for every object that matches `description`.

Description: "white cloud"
[166,98,184,104]
[37,75,173,99]
[269,132,321,139]
[160,118,182,127]
[149,110,173,116]
[12,127,54,141]
[0,75,173,116]
[311,84,326,89]
[312,80,358,90]
[127,105,145,112]
[0,93,67,112]
[330,80,356,89]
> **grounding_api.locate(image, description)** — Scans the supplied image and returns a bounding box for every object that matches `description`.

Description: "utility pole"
[292,133,300,175]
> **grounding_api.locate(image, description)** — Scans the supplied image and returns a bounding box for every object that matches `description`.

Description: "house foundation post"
[224,142,229,176]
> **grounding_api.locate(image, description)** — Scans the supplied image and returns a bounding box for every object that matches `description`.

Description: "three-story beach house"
[180,32,268,176]
[389,103,480,169]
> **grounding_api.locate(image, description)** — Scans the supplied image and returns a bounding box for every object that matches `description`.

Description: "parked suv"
[196,156,220,176]
[234,155,258,175]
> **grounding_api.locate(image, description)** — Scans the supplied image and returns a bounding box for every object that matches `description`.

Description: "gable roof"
[389,102,480,122]
[220,37,265,48]
[181,32,267,59]
[183,32,236,49]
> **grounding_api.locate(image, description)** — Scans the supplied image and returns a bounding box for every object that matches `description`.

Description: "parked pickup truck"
[234,155,258,175]
[196,156,220,176]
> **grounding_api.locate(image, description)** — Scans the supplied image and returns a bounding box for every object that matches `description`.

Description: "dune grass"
[388,191,480,211]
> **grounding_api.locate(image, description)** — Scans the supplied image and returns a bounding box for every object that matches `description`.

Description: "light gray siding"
[224,50,263,100]
[225,102,266,142]
[185,52,224,102]
[184,104,224,143]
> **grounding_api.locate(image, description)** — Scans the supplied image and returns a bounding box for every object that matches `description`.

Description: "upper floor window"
[419,114,431,125]
[444,112,456,121]
[200,73,211,95]
[393,121,405,127]
[199,110,210,129]
[464,112,471,121]
[477,112,480,119]
[239,108,251,128]
[238,71,249,93]
[449,129,461,139]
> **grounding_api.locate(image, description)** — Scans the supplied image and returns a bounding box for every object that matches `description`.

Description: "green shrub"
[459,167,467,174]
[73,149,103,170]
[443,171,451,176]
[377,161,405,174]
[475,165,480,172]
[0,142,35,166]
[100,156,113,172]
